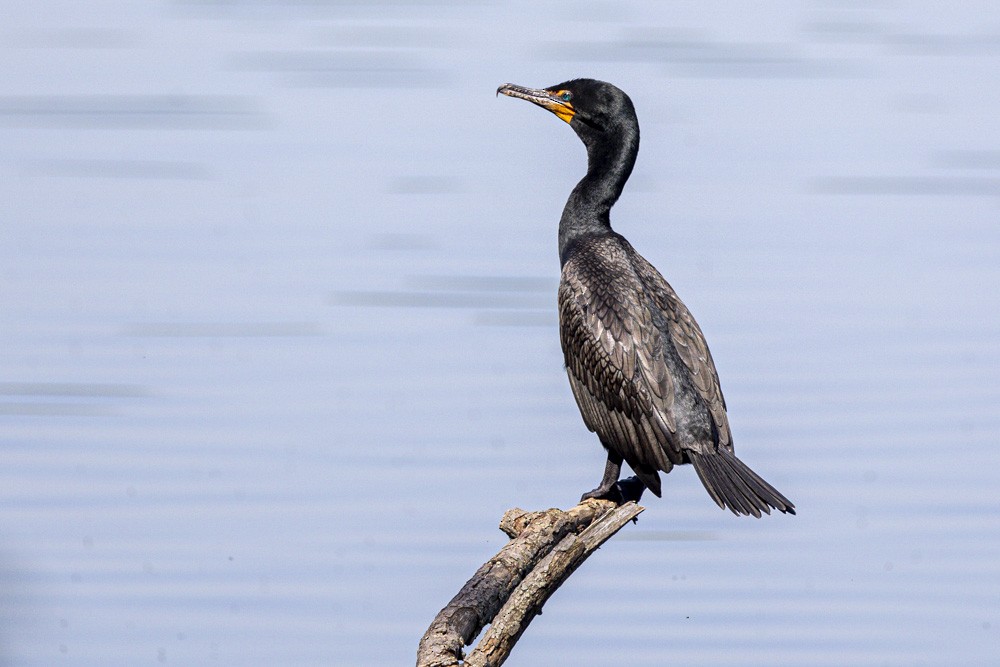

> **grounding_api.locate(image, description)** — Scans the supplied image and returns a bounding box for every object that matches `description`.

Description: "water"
[2,2,998,665]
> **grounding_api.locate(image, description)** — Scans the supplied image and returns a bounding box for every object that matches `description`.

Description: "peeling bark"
[416,499,644,667]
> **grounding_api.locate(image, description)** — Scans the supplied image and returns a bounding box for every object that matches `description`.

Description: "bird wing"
[626,243,733,451]
[558,238,684,483]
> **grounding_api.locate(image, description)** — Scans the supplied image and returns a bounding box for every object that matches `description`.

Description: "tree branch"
[416,498,644,667]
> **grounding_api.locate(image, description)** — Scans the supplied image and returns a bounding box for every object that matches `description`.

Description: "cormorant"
[498,79,794,517]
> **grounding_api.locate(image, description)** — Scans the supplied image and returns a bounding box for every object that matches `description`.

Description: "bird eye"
[560,91,573,102]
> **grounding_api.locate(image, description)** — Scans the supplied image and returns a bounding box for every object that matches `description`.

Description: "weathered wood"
[416,499,644,667]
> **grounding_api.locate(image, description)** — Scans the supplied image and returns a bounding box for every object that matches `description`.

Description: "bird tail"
[689,448,795,518]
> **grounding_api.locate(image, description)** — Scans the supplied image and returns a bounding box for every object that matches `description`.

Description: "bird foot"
[580,476,645,505]
[581,483,623,504]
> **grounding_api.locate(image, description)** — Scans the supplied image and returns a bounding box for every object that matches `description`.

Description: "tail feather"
[711,453,766,516]
[703,453,753,516]
[690,448,795,518]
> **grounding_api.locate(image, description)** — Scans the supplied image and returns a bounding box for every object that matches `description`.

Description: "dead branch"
[416,498,644,667]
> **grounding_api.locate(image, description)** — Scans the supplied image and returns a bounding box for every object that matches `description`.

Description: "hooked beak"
[497,83,575,124]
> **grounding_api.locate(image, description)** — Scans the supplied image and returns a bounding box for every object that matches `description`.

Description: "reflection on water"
[332,275,553,310]
[17,159,209,180]
[0,95,264,128]
[2,2,999,666]
[811,176,1000,195]
[546,30,852,78]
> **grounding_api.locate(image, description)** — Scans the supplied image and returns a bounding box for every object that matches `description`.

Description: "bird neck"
[558,124,639,265]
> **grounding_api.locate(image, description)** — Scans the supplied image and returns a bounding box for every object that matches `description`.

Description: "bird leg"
[581,453,624,502]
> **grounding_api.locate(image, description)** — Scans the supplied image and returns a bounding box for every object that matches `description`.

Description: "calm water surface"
[1,2,998,665]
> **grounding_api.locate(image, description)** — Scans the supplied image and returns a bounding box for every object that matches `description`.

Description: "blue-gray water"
[2,2,998,665]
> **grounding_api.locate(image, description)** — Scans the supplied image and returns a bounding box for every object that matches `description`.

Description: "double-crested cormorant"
[498,79,794,517]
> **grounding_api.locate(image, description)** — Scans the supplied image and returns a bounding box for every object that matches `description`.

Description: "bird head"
[496,78,637,144]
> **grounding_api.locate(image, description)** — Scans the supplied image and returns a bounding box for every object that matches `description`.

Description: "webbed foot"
[581,481,623,504]
[580,476,645,505]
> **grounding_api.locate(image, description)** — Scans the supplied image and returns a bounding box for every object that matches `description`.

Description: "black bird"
[498,79,794,517]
